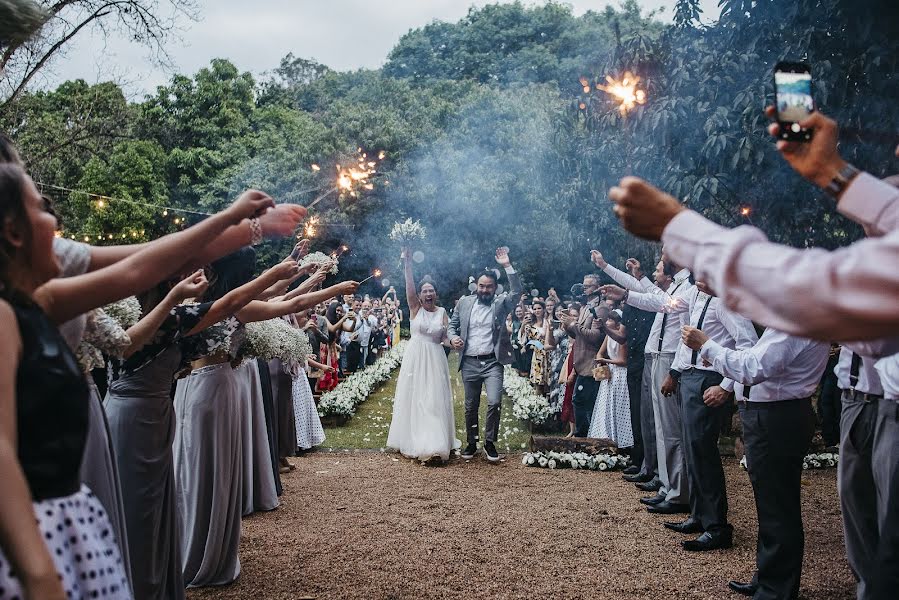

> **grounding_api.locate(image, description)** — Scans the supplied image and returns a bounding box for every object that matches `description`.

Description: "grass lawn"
[319,353,542,452]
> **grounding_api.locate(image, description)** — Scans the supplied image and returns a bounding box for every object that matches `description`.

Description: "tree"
[0,0,48,48]
[0,0,198,108]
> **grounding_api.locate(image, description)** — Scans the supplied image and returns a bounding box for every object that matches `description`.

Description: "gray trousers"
[461,356,504,444]
[651,352,688,503]
[839,393,899,600]
[638,353,658,478]
[680,369,729,533]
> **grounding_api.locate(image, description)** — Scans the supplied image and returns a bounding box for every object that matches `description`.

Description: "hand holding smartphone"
[773,62,814,142]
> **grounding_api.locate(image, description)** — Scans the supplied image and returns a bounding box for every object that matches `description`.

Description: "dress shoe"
[664,518,703,534]
[483,442,501,462]
[636,479,662,492]
[639,494,666,506]
[622,465,640,476]
[727,581,757,597]
[682,531,732,551]
[623,472,653,483]
[646,500,690,515]
[460,443,477,460]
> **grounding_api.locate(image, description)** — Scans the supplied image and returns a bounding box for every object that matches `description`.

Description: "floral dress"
[521,322,548,386]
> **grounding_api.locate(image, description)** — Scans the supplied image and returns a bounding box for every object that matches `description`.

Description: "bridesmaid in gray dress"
[235,358,279,515]
[105,289,216,600]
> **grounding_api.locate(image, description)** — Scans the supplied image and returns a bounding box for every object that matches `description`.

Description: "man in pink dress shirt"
[608,107,899,600]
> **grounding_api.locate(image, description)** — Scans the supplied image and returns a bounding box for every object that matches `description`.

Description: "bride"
[386,247,460,463]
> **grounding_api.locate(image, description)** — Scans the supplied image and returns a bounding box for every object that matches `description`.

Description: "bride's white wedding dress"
[386,307,460,461]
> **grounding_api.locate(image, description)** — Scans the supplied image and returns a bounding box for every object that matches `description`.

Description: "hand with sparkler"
[359,268,382,285]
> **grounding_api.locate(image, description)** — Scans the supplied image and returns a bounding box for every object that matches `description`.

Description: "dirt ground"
[187,453,854,600]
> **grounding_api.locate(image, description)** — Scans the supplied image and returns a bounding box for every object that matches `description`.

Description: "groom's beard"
[477,293,494,305]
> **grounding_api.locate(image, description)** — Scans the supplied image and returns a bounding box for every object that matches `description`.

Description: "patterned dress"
[587,338,634,447]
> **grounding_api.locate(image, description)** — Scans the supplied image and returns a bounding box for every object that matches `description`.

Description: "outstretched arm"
[402,248,421,318]
[237,281,360,323]
[36,191,275,325]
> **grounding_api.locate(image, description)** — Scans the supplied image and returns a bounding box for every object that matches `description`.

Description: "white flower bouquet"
[504,366,557,423]
[243,319,313,362]
[522,451,630,472]
[802,452,839,470]
[388,218,427,244]
[103,296,142,329]
[318,341,407,418]
[300,251,339,275]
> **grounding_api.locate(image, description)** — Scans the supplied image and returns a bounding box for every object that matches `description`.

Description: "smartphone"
[773,62,814,142]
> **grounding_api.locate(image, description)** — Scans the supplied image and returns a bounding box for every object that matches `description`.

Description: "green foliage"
[1,0,896,290]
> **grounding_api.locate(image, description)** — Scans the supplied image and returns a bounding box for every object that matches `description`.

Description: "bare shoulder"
[0,298,22,355]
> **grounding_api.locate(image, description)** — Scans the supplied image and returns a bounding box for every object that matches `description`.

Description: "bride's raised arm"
[402,247,421,319]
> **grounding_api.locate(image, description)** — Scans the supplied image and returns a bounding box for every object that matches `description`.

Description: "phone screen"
[775,68,813,138]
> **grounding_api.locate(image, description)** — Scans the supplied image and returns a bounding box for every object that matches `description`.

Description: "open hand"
[495,246,511,268]
[260,203,306,238]
[608,177,685,241]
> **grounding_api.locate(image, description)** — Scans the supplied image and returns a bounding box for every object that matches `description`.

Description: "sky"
[40,0,722,98]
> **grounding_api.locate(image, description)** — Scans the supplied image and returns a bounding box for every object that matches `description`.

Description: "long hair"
[202,247,256,303]
[0,164,32,301]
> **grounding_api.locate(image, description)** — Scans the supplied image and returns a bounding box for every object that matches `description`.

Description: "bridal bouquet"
[504,366,557,423]
[522,451,630,472]
[103,296,142,329]
[243,318,312,363]
[388,218,427,244]
[300,251,339,275]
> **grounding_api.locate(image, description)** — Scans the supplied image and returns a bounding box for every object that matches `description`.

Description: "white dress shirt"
[601,264,657,293]
[671,291,759,392]
[699,329,830,402]
[465,301,495,357]
[874,354,899,399]
[835,347,884,395]
[661,172,899,343]
[625,269,693,355]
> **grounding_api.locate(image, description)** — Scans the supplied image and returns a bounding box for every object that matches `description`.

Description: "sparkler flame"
[595,71,647,116]
[306,148,383,210]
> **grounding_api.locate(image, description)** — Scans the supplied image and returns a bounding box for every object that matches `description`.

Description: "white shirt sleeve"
[662,209,899,342]
[838,172,899,236]
[699,333,797,385]
[602,264,646,292]
[625,289,690,314]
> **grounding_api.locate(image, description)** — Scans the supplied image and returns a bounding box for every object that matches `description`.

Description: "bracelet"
[249,217,264,246]
[622,289,629,303]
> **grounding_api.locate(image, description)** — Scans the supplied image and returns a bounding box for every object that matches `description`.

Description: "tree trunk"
[529,435,618,455]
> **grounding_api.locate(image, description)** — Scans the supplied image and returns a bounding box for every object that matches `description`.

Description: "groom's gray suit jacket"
[447,270,523,370]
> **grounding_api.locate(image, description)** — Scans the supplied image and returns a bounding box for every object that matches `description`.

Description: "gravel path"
[187,453,854,600]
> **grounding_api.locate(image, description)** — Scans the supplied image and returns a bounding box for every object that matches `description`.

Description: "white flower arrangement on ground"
[103,296,142,329]
[243,318,312,362]
[740,451,839,471]
[318,341,407,418]
[504,366,557,423]
[300,251,339,275]
[388,218,427,243]
[522,451,630,472]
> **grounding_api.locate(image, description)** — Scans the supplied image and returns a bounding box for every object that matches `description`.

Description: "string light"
[36,181,213,217]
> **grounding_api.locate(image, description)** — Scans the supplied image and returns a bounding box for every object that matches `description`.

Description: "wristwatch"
[824,163,861,201]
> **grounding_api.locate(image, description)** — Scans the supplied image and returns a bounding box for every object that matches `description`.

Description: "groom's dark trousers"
[461,355,503,444]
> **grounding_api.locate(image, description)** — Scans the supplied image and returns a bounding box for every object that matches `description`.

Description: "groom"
[448,247,522,462]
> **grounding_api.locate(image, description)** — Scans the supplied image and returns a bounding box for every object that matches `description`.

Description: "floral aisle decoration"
[388,218,427,244]
[504,366,557,423]
[522,451,630,471]
[243,318,313,362]
[318,341,407,419]
[103,296,142,329]
[739,451,839,471]
[300,251,339,275]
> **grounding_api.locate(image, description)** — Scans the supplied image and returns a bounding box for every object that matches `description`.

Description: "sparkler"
[303,216,319,238]
[305,149,383,210]
[595,72,647,116]
[359,268,382,284]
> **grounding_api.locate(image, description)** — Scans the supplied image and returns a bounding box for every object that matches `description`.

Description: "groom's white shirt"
[465,302,494,357]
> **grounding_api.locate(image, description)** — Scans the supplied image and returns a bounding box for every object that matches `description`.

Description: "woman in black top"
[0,163,277,599]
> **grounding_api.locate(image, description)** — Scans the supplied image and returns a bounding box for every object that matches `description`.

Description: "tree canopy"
[2,0,897,299]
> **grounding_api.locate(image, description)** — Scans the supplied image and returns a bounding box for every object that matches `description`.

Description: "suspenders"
[657,279,685,352]
[849,352,862,391]
[690,295,713,366]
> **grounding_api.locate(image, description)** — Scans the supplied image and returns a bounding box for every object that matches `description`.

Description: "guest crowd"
[0,89,897,600]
